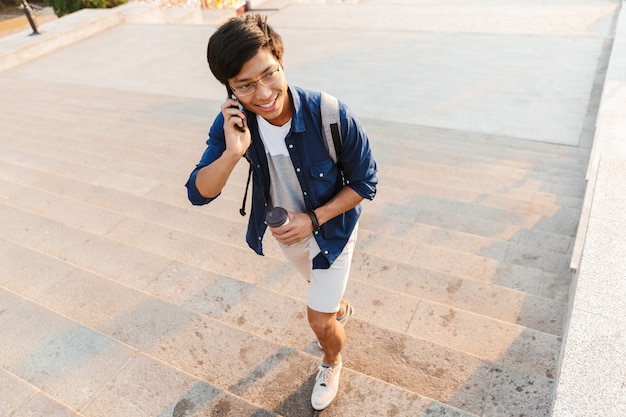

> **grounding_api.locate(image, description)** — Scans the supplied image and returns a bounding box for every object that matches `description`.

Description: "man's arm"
[313,186,363,227]
[269,187,363,245]
[191,98,251,200]
[194,149,242,199]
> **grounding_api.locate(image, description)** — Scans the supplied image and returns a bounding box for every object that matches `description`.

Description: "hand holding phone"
[231,95,246,132]
[226,87,246,133]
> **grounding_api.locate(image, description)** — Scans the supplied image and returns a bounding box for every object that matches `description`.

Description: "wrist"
[308,210,320,232]
[222,148,244,163]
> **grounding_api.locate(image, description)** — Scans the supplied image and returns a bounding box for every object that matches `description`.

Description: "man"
[185,13,378,410]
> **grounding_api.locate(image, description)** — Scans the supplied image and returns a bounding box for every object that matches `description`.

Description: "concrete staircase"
[0,71,589,416]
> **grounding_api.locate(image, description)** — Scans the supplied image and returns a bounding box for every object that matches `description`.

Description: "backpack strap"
[320,91,343,167]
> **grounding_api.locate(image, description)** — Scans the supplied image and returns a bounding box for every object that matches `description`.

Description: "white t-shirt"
[257,115,305,213]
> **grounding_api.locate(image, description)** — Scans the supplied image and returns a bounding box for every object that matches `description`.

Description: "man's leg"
[277,225,358,410]
[307,227,357,410]
[308,305,345,410]
[308,305,345,366]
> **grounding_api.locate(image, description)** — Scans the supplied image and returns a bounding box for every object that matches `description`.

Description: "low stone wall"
[552,1,626,416]
[0,1,206,73]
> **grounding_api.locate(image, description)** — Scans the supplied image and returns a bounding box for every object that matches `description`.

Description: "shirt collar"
[288,85,306,134]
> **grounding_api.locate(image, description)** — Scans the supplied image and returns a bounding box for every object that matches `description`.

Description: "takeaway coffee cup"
[265,207,289,227]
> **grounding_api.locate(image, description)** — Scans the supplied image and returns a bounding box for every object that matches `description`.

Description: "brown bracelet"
[308,210,320,231]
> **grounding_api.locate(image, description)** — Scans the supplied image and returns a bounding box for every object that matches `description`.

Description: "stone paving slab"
[11,392,82,417]
[81,353,228,417]
[0,368,40,416]
[0,300,135,410]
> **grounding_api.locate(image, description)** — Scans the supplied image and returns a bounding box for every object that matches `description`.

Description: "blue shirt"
[186,86,378,269]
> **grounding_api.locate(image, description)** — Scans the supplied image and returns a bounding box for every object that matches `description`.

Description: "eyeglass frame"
[228,63,282,97]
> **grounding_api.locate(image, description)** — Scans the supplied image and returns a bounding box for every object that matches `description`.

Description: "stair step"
[0,176,567,336]
[1,114,577,292]
[0,150,571,280]
[2,193,560,416]
[0,239,482,416]
[0,226,558,414]
[0,123,581,250]
[382,176,583,214]
[371,130,590,176]
[1,178,567,325]
[0,150,573,300]
[349,251,567,332]
[373,139,589,183]
[369,189,582,239]
[344,319,556,416]
[380,159,586,200]
[360,211,573,255]
[362,118,590,161]
[0,77,589,172]
[4,136,580,286]
[0,115,585,222]
[0,73,585,416]
[0,233,554,416]
[0,103,584,204]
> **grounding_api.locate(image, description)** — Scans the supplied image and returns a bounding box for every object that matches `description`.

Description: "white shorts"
[279,224,358,314]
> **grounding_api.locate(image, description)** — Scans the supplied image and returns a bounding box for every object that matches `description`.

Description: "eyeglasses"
[230,64,282,97]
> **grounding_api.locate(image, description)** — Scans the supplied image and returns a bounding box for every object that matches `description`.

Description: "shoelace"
[316,366,334,387]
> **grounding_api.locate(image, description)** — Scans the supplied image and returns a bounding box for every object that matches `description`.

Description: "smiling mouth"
[257,96,278,109]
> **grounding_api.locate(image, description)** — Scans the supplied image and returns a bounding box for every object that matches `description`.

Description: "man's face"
[228,48,291,127]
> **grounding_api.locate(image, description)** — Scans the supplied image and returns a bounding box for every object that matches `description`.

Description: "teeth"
[259,98,276,109]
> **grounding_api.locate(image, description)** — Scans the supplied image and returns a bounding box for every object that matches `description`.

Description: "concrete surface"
[553,2,626,416]
[0,0,622,416]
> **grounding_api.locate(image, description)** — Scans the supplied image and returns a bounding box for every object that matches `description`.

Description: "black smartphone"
[226,86,246,132]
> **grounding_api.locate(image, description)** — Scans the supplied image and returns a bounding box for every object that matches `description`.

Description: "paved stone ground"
[0,0,620,416]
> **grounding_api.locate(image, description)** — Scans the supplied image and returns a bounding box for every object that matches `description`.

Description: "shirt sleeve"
[185,113,228,206]
[339,103,378,201]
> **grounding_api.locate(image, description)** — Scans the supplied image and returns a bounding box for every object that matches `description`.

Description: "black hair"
[207,13,284,86]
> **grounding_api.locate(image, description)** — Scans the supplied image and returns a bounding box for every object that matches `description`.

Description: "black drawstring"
[240,163,252,216]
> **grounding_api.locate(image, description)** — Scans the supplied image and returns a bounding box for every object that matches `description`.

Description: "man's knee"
[307,308,335,336]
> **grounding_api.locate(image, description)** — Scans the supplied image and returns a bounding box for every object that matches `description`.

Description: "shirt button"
[319,173,324,177]
[314,230,319,235]
[303,191,307,196]
[258,236,262,240]
[296,168,301,173]
[323,250,329,255]
[288,144,293,149]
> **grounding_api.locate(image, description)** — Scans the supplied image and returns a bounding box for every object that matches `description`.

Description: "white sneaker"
[311,361,343,410]
[317,301,354,350]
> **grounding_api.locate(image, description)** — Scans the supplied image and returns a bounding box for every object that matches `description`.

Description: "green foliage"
[83,0,125,9]
[47,0,126,17]
[46,0,80,16]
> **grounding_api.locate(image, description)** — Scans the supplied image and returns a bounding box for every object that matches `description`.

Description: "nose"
[254,82,273,100]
